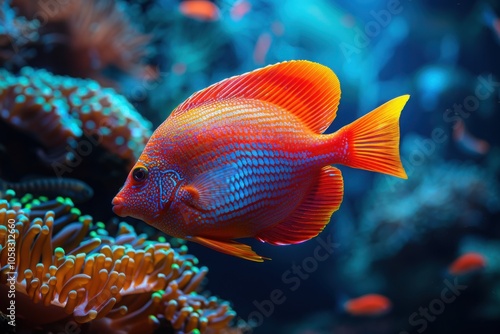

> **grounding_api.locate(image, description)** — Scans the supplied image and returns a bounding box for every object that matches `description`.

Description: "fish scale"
[113,60,409,261]
[173,101,316,224]
[151,105,316,238]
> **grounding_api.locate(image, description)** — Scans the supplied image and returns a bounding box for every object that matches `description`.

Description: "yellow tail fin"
[335,95,409,179]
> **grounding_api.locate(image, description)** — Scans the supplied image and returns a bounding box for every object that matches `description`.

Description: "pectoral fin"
[181,165,236,210]
[187,236,269,262]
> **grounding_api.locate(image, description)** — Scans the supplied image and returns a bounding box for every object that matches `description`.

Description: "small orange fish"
[137,65,160,81]
[453,119,489,155]
[112,61,409,261]
[179,0,220,21]
[172,62,187,75]
[230,0,251,21]
[253,32,272,64]
[448,252,486,276]
[344,294,392,316]
[271,21,285,36]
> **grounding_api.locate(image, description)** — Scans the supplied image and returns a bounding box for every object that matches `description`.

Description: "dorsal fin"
[172,60,341,134]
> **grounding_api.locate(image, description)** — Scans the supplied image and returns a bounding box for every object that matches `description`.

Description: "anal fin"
[256,166,344,245]
[187,236,269,262]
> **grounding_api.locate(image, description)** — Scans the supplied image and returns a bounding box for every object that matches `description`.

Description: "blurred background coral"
[1,0,499,333]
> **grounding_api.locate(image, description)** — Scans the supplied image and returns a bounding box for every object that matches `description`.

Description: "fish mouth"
[112,196,126,217]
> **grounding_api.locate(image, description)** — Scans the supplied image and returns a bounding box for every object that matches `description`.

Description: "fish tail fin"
[332,95,409,179]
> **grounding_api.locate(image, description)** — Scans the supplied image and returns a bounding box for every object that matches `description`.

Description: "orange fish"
[179,0,220,21]
[230,0,251,21]
[344,294,392,316]
[448,252,486,275]
[112,61,409,262]
[253,32,272,64]
[453,119,489,155]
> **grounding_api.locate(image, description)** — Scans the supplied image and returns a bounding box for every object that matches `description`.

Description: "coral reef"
[0,190,240,333]
[11,0,150,82]
[0,67,152,166]
[337,139,500,288]
[0,177,94,203]
[361,158,500,257]
[0,0,39,67]
[1,0,499,333]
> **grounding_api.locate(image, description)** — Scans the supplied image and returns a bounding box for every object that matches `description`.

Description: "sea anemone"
[0,66,152,167]
[0,189,240,333]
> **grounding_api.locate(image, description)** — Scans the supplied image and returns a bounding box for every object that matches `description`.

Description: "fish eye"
[132,167,149,182]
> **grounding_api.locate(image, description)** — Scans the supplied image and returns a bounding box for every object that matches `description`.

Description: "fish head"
[112,152,184,225]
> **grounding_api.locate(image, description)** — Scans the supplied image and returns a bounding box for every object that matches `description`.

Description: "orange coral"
[0,67,152,166]
[0,190,240,333]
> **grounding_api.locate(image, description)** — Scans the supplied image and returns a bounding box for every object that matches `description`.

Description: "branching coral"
[0,67,152,166]
[11,0,150,81]
[0,190,240,333]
